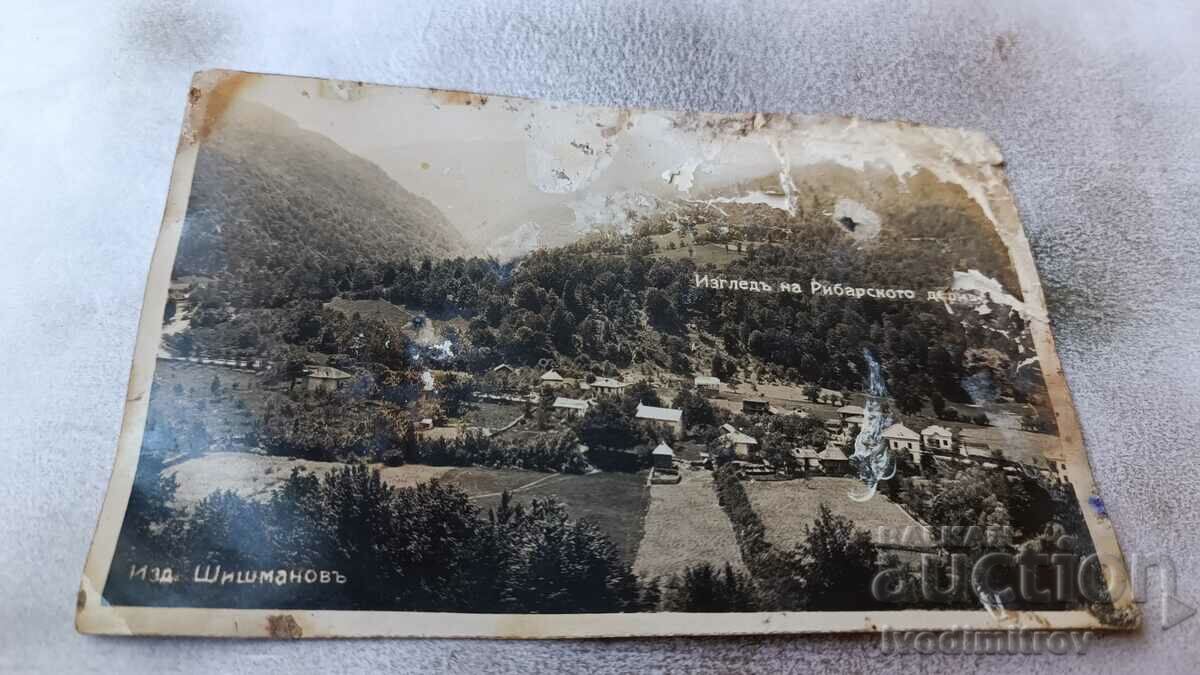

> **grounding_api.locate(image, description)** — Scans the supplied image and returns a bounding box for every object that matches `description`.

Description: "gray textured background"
[2,1,1198,672]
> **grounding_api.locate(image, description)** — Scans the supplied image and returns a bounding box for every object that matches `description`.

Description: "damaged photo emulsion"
[78,71,1136,638]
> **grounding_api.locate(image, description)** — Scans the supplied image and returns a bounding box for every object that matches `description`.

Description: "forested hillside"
[174,102,468,306]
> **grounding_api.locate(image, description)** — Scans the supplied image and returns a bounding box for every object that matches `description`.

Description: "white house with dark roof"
[552,396,589,418]
[304,365,352,392]
[921,425,954,452]
[636,403,683,437]
[837,404,865,421]
[588,376,627,397]
[817,445,851,474]
[792,446,822,472]
[723,428,759,459]
[694,375,722,394]
[883,422,922,463]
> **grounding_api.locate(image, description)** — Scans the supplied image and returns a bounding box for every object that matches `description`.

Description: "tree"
[792,504,880,610]
[437,372,476,418]
[578,398,643,449]
[672,387,717,431]
[930,391,947,417]
[621,381,662,417]
[548,307,577,354]
[210,374,222,397]
[662,562,758,611]
[644,288,678,329]
[803,384,820,403]
[711,352,737,381]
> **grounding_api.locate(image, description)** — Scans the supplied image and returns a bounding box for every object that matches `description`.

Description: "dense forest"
[175,102,467,304]
[171,211,1042,418]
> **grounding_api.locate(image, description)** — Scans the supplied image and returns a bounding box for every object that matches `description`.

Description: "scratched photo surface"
[78,71,1134,638]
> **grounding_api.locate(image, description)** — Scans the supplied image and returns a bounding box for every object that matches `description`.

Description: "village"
[292,358,1070,487]
[150,261,1073,589]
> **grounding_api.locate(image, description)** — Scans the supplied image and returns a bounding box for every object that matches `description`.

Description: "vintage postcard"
[78,70,1137,638]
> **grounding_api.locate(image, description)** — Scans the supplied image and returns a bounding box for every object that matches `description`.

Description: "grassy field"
[163,452,454,504]
[467,470,650,565]
[460,402,524,429]
[743,477,930,551]
[633,467,745,581]
[324,297,413,325]
[150,361,273,451]
[650,239,744,266]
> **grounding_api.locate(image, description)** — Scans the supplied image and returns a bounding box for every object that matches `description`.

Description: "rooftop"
[838,405,865,415]
[922,425,953,437]
[818,446,849,461]
[882,422,920,441]
[725,431,758,445]
[636,403,683,423]
[540,370,564,381]
[792,447,821,460]
[652,442,675,456]
[590,376,626,388]
[305,365,352,380]
[552,397,589,411]
[694,375,721,386]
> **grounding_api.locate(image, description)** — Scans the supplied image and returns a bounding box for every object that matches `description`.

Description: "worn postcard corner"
[79,70,1136,639]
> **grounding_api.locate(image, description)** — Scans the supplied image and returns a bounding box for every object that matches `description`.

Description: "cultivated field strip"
[633,468,746,581]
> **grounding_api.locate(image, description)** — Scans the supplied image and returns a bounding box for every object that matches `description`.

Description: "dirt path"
[467,472,566,500]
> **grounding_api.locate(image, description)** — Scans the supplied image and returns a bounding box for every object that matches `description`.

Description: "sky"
[231,73,796,257]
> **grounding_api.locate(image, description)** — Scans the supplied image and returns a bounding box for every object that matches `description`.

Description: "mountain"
[174,101,468,288]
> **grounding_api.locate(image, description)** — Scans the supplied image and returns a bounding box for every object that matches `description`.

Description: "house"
[588,376,627,397]
[742,398,770,414]
[491,363,516,374]
[635,403,684,437]
[921,425,954,452]
[882,422,922,463]
[837,404,865,421]
[552,396,589,418]
[417,418,435,431]
[817,445,851,475]
[694,375,722,394]
[651,441,675,469]
[792,446,822,472]
[723,429,759,459]
[540,369,565,386]
[303,365,352,392]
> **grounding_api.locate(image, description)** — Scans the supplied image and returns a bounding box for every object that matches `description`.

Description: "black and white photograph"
[77,71,1134,638]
